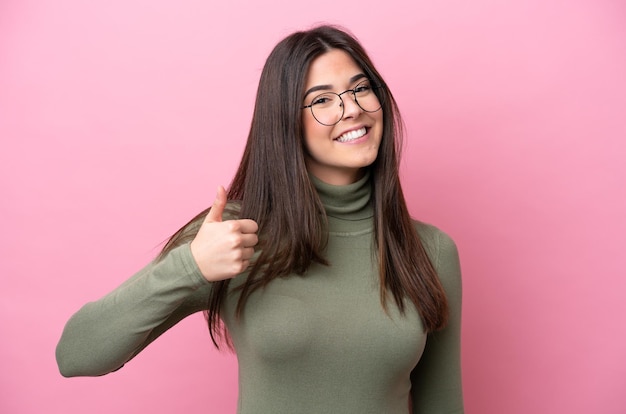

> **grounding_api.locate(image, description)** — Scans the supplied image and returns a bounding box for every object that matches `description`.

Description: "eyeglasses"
[302,80,383,126]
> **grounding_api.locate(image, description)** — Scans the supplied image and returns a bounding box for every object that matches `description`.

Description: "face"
[302,49,383,185]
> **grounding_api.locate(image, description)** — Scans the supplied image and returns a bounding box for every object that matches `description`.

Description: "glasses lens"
[307,81,383,126]
[353,81,382,112]
[310,93,342,126]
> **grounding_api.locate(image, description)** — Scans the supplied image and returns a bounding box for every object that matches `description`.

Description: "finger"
[237,219,259,234]
[206,185,227,223]
[241,246,256,260]
[240,233,259,248]
[241,259,251,271]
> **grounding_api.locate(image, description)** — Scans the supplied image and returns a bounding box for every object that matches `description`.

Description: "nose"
[340,92,363,120]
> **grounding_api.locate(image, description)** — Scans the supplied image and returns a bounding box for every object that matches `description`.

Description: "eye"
[353,82,372,95]
[311,93,337,107]
[312,97,329,105]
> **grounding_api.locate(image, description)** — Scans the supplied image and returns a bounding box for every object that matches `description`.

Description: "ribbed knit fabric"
[56,174,464,413]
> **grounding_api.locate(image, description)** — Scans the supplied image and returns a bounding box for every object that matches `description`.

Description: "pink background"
[1,1,625,413]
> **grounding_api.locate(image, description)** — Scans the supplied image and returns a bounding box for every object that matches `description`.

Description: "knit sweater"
[56,174,464,413]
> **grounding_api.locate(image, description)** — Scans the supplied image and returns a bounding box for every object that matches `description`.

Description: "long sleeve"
[411,226,464,413]
[56,243,211,377]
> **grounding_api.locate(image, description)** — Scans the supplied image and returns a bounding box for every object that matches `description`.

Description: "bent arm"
[411,227,464,413]
[56,243,211,377]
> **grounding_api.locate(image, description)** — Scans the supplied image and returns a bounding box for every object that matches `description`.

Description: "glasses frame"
[302,80,383,126]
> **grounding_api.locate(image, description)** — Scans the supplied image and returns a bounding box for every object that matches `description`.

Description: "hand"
[190,186,259,282]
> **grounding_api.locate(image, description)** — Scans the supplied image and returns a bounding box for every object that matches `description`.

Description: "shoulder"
[412,220,458,263]
[412,220,462,299]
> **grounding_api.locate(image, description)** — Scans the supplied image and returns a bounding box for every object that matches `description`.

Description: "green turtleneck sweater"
[56,174,464,413]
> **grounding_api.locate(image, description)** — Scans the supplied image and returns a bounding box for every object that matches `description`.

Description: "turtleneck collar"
[310,171,374,221]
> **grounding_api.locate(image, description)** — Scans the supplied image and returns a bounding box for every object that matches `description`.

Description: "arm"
[56,243,211,377]
[56,188,259,378]
[411,227,464,413]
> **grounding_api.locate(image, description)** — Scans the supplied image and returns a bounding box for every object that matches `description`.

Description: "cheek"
[302,116,328,151]
[372,116,385,143]
[375,115,384,142]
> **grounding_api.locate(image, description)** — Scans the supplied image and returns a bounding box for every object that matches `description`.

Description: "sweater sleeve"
[411,226,464,413]
[55,243,212,377]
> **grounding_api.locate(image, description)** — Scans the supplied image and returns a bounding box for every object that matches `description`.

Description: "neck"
[306,167,367,186]
[310,170,373,221]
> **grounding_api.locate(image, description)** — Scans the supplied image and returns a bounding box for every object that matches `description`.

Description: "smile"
[336,127,367,143]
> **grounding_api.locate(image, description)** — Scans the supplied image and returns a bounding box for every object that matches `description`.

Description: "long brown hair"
[159,25,449,347]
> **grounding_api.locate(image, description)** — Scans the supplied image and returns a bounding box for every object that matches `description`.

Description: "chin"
[357,152,379,168]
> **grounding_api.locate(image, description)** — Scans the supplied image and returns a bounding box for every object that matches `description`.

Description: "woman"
[56,25,464,413]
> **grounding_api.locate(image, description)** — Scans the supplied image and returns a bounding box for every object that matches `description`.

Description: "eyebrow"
[303,73,368,100]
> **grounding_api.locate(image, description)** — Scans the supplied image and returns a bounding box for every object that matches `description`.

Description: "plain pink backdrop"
[1,1,625,413]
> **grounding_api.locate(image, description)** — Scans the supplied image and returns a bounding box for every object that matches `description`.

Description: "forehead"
[305,49,363,88]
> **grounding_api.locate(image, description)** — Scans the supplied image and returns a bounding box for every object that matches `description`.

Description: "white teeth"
[336,127,367,143]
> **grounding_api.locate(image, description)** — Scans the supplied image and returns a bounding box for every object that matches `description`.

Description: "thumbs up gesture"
[190,186,259,282]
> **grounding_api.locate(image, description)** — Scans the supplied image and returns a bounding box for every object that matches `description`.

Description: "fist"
[190,186,259,281]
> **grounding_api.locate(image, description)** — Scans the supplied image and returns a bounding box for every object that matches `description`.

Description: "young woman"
[56,25,464,413]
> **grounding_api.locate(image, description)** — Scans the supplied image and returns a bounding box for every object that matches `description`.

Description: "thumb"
[206,185,227,223]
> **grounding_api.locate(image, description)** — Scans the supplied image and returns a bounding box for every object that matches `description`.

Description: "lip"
[333,125,369,141]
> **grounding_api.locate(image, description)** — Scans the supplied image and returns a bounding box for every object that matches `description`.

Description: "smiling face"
[302,49,383,185]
